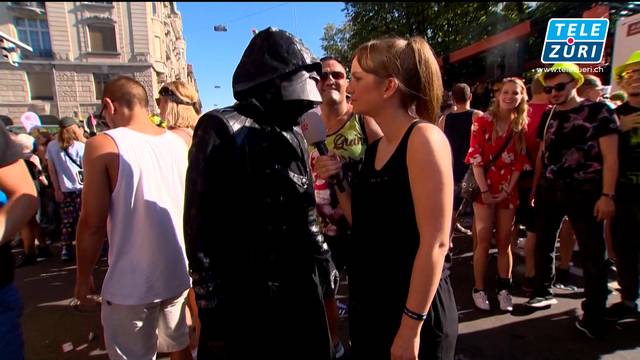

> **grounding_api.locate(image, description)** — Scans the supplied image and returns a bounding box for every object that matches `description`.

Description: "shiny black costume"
[184,28,333,359]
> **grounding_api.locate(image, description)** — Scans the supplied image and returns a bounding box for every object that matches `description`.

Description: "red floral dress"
[464,114,531,209]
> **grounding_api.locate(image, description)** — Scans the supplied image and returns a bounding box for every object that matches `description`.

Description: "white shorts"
[101,289,190,359]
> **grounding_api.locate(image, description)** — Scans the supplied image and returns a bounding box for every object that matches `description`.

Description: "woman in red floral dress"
[465,78,531,312]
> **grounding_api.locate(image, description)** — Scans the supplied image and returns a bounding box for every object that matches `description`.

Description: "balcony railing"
[9,2,45,9]
[8,2,46,13]
[79,2,114,8]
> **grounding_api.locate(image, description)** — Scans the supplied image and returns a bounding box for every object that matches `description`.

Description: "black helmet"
[233,27,321,101]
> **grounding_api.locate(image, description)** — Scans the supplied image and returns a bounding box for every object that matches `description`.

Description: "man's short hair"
[320,56,347,72]
[577,75,603,96]
[103,76,149,110]
[531,75,545,95]
[451,83,471,104]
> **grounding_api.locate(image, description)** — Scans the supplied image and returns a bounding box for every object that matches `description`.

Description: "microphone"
[300,109,345,192]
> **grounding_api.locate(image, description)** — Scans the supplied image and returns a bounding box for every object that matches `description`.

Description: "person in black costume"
[183,28,334,359]
[316,36,458,359]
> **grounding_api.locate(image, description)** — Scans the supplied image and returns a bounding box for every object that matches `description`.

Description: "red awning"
[449,20,532,64]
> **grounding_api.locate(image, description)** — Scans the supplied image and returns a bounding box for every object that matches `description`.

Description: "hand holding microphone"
[315,150,343,182]
[301,109,346,192]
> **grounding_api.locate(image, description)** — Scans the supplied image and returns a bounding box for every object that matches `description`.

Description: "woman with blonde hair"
[157,79,202,357]
[465,77,531,312]
[316,36,458,359]
[156,80,201,146]
[46,117,86,261]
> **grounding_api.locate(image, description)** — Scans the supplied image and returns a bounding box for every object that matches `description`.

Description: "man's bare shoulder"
[84,133,118,167]
[86,133,117,153]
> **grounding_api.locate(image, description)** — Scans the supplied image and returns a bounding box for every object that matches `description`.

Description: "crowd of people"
[0,26,638,360]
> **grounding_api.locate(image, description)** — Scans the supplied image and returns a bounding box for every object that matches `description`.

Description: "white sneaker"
[472,289,490,311]
[497,290,513,312]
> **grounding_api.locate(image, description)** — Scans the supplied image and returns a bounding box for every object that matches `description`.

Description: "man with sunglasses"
[606,50,640,322]
[527,63,619,339]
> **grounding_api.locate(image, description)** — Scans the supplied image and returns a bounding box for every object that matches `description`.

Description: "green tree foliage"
[321,2,598,61]
[320,22,353,66]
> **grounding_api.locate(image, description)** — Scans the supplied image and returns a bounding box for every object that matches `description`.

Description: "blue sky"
[178,2,347,112]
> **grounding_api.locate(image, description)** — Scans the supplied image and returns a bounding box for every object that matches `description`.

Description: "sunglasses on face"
[320,71,346,81]
[543,80,574,94]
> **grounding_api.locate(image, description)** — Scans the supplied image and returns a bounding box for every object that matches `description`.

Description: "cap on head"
[59,116,80,128]
[614,50,640,81]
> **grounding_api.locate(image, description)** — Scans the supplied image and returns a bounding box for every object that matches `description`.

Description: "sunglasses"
[157,87,193,106]
[543,80,574,94]
[320,71,346,81]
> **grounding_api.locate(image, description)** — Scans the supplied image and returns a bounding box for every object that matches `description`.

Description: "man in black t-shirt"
[606,51,640,321]
[526,63,619,340]
[0,123,39,358]
[439,83,482,234]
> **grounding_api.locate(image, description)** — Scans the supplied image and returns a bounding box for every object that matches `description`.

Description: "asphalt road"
[13,229,640,360]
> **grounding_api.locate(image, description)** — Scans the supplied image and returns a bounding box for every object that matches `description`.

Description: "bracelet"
[403,306,428,321]
[601,192,615,199]
[481,189,489,194]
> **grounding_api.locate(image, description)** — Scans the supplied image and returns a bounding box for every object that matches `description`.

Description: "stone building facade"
[0,2,198,124]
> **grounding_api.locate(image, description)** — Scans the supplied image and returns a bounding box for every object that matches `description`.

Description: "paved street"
[14,230,640,359]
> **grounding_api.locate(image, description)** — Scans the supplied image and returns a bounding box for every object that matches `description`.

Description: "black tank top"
[351,121,451,303]
[443,110,474,183]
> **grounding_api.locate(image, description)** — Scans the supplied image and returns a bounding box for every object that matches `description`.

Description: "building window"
[28,72,53,100]
[152,2,157,17]
[93,73,112,100]
[88,24,117,53]
[14,17,52,58]
[154,35,161,59]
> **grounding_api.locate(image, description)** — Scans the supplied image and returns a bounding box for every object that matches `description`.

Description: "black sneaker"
[525,295,558,308]
[575,317,605,339]
[604,302,639,321]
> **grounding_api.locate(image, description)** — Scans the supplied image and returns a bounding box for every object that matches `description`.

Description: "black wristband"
[601,192,615,200]
[403,306,428,321]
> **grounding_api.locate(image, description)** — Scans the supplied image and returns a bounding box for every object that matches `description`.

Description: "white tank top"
[101,127,191,305]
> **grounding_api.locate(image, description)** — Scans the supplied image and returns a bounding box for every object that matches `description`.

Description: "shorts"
[101,288,190,359]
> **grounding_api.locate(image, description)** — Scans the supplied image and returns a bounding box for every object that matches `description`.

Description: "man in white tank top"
[74,76,195,359]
